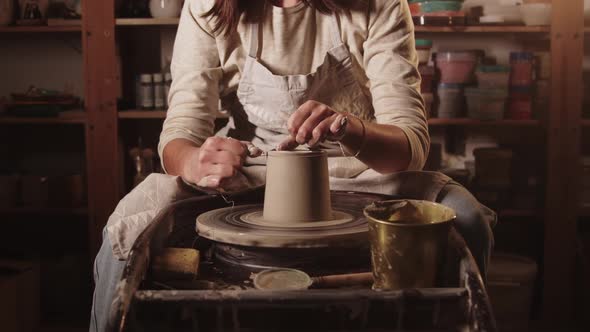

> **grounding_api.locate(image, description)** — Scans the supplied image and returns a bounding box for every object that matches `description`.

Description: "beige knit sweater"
[159,0,429,171]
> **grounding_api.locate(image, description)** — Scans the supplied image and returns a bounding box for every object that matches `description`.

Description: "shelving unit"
[116,18,179,26]
[0,25,82,33]
[415,25,550,33]
[0,115,87,125]
[427,118,540,127]
[0,207,88,216]
[118,110,167,119]
[583,119,590,127]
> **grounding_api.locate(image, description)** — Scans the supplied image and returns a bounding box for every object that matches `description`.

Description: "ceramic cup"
[263,150,332,224]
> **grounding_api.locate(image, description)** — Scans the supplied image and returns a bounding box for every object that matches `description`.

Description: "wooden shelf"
[116,18,180,26]
[428,118,540,127]
[415,25,550,33]
[119,110,167,119]
[0,25,81,33]
[0,115,87,125]
[0,207,88,216]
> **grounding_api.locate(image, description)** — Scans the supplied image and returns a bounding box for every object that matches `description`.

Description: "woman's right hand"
[181,137,248,188]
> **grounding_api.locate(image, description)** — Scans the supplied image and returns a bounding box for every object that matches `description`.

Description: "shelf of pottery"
[0,0,88,215]
[414,0,552,221]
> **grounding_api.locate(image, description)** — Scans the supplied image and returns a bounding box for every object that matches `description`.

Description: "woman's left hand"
[278,100,348,150]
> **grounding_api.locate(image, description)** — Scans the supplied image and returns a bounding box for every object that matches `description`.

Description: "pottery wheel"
[196,200,368,248]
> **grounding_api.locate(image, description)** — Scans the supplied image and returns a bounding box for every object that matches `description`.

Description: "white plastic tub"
[487,253,538,332]
[520,3,551,26]
[465,87,508,121]
[437,83,464,119]
[476,65,511,88]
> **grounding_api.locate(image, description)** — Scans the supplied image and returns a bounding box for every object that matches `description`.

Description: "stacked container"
[466,65,510,121]
[507,52,535,120]
[410,0,467,26]
[434,50,479,118]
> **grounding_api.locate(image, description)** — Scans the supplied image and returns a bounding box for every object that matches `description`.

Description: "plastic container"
[487,253,538,332]
[508,86,533,120]
[520,3,551,26]
[481,4,523,24]
[476,65,511,88]
[419,65,435,93]
[510,52,534,87]
[436,83,465,119]
[420,1,463,13]
[473,147,513,188]
[409,0,422,15]
[422,92,434,118]
[436,51,478,84]
[416,39,433,64]
[465,87,508,121]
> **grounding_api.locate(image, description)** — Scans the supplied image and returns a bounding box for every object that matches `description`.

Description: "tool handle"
[312,272,373,288]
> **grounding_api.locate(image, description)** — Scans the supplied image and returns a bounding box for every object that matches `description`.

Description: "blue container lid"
[416,39,433,47]
[510,52,534,61]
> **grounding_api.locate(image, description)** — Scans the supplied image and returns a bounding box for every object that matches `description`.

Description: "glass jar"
[139,74,154,110]
[152,73,165,109]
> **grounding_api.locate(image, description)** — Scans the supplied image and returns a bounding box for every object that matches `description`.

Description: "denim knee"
[438,183,494,276]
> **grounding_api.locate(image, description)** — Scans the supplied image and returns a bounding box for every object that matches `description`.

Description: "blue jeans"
[89,182,494,331]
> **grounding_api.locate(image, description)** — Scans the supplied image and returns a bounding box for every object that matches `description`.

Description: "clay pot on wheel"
[263,150,332,223]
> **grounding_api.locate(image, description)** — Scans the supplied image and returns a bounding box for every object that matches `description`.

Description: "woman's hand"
[182,137,248,188]
[278,100,348,150]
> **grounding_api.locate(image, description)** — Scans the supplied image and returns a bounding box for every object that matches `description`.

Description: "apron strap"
[249,22,259,58]
[328,15,343,47]
[249,13,343,59]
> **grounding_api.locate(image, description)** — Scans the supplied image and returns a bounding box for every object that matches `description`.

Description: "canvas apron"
[106,14,463,260]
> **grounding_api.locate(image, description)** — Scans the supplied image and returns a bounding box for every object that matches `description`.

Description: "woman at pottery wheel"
[90,0,496,330]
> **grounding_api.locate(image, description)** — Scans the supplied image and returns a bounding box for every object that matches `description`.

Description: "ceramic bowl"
[520,3,551,26]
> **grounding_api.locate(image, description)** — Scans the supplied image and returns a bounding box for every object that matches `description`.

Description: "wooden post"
[83,0,120,257]
[544,0,584,322]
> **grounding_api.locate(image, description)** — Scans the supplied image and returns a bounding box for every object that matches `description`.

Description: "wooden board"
[0,116,87,125]
[415,25,550,33]
[83,0,120,258]
[119,111,167,119]
[0,26,81,33]
[115,18,180,26]
[542,0,584,322]
[428,118,541,127]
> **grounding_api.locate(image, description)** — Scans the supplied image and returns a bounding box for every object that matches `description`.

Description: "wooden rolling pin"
[312,272,373,288]
[151,248,200,280]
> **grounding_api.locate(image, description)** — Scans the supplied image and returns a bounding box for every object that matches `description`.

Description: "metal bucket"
[364,200,456,291]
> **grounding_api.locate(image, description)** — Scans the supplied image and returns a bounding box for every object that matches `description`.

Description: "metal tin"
[253,268,312,290]
[364,200,456,291]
